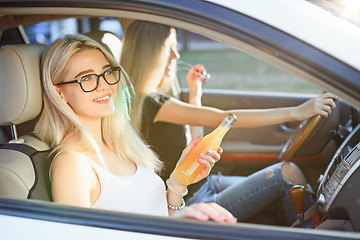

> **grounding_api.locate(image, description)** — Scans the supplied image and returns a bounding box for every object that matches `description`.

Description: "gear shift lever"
[289,185,306,227]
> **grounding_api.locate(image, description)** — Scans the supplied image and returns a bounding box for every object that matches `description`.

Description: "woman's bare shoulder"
[54,149,87,160]
[52,150,92,172]
[50,150,98,205]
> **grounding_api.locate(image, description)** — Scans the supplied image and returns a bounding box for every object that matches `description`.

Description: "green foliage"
[177,49,321,94]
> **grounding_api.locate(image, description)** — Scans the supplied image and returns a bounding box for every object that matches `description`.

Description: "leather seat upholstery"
[0,44,50,199]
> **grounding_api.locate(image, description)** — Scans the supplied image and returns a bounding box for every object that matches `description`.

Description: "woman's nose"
[170,47,180,60]
[96,75,108,91]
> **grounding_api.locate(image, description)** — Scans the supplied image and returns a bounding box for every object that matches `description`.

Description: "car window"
[23,17,320,95]
[176,29,322,94]
[23,17,123,46]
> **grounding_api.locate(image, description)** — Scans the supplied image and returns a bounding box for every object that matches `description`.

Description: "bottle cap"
[221,114,237,127]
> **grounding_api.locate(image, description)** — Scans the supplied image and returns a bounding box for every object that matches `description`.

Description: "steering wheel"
[278,115,323,161]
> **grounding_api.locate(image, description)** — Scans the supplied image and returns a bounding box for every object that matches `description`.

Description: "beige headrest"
[0,44,47,126]
[85,30,122,62]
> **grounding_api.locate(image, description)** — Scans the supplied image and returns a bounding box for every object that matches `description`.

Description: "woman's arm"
[186,65,205,138]
[51,151,97,207]
[166,138,221,215]
[166,139,235,223]
[155,92,337,128]
[165,138,201,216]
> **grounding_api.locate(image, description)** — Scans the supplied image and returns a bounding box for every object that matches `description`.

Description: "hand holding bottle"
[173,137,222,185]
[186,64,209,85]
[175,114,237,185]
[178,60,210,86]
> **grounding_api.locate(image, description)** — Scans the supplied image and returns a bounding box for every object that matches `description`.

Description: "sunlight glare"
[342,0,360,13]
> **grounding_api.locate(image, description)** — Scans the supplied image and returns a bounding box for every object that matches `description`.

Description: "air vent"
[344,144,360,166]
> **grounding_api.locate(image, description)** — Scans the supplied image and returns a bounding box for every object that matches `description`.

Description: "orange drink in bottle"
[174,114,237,185]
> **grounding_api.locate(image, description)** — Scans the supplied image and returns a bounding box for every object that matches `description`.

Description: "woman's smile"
[93,94,111,103]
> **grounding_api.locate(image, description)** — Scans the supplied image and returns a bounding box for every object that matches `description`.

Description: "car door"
[176,29,343,184]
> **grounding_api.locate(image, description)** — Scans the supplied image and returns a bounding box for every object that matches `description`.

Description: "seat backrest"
[0,44,52,200]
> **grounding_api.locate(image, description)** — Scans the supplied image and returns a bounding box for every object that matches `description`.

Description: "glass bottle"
[174,114,237,185]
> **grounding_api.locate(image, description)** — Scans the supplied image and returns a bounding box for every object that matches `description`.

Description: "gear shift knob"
[289,185,306,227]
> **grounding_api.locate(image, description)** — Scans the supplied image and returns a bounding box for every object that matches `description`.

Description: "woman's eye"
[81,76,92,82]
[104,69,112,75]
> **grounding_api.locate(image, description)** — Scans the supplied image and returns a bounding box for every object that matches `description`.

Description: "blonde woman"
[120,20,337,224]
[34,34,236,223]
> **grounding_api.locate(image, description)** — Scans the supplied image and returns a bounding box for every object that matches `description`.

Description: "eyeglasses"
[56,67,121,92]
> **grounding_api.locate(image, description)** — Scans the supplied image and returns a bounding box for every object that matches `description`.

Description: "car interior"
[0,14,360,235]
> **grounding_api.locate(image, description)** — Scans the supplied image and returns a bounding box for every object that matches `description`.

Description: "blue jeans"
[186,162,315,225]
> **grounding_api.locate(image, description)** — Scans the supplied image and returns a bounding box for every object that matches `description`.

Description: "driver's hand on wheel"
[292,92,338,121]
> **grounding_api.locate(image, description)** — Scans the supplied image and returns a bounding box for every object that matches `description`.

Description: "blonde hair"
[34,34,162,172]
[120,20,180,132]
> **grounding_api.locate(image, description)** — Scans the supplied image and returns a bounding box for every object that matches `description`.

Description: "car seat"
[0,44,52,200]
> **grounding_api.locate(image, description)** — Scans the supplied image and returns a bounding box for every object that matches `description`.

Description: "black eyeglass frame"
[55,67,122,92]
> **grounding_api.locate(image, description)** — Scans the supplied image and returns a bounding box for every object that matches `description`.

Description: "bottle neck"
[206,114,236,141]
[209,124,231,140]
[219,114,237,128]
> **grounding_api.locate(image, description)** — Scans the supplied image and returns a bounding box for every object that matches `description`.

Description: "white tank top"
[51,151,168,216]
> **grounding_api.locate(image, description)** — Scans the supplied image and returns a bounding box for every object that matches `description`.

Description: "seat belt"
[0,142,53,201]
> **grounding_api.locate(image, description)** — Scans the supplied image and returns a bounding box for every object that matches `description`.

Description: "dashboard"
[317,123,360,231]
